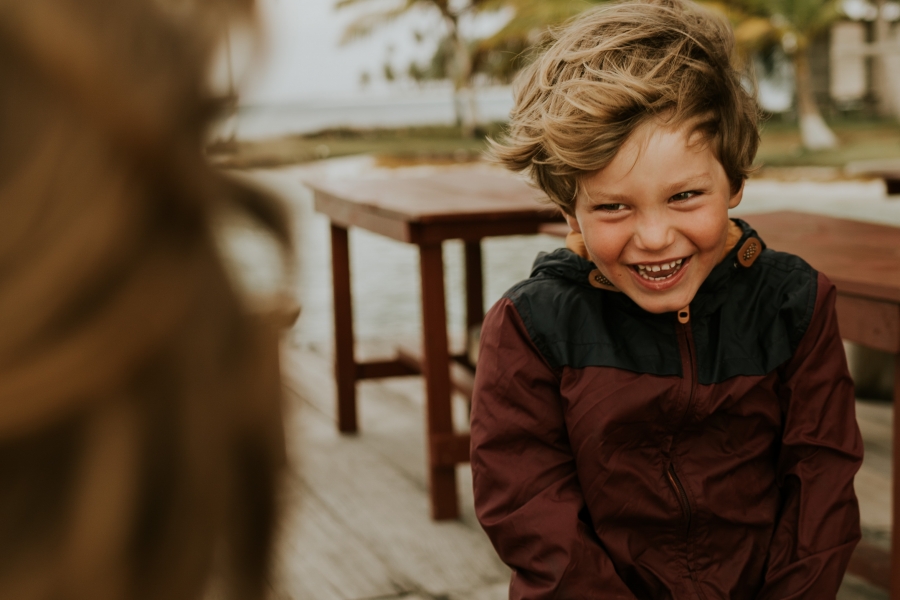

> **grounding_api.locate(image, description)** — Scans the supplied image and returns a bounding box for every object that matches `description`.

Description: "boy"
[469,1,863,598]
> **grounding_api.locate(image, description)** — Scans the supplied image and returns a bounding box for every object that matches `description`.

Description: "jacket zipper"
[675,307,696,424]
[666,306,697,535]
[666,464,691,532]
[669,310,696,530]
[673,307,708,600]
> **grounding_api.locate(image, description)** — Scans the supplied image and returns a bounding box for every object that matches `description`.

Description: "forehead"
[579,120,724,198]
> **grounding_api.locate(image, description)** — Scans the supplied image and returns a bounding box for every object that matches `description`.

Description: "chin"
[634,300,684,314]
[628,289,696,315]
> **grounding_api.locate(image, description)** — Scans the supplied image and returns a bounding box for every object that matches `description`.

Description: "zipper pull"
[677,306,690,324]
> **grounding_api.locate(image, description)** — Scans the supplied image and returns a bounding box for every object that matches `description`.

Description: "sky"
[230,0,900,109]
[234,0,509,105]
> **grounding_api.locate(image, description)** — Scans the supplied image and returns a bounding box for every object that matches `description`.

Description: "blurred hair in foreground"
[0,1,291,599]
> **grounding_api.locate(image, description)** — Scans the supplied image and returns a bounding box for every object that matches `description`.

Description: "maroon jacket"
[471,222,862,599]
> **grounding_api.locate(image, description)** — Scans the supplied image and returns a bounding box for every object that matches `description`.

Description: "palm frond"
[335,0,383,11]
[338,0,422,44]
[479,0,592,47]
[734,16,777,47]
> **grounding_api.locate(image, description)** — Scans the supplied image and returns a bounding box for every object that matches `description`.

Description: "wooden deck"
[273,344,891,600]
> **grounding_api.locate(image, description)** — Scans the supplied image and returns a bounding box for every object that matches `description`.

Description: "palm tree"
[468,0,843,152]
[723,0,842,149]
[469,0,594,83]
[337,0,500,135]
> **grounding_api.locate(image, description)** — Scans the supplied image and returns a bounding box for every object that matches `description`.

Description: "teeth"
[636,258,684,272]
[639,271,676,280]
[634,258,685,280]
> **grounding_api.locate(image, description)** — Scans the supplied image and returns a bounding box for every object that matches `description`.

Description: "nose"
[632,212,675,252]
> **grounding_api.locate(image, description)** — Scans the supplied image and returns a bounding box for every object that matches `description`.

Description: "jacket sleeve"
[470,297,637,600]
[757,273,864,599]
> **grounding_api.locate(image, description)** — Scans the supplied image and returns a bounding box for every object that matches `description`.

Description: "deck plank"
[272,478,404,600]
[856,400,893,536]
[276,346,508,599]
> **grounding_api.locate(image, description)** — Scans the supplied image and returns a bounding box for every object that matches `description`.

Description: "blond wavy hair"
[0,1,290,599]
[491,0,760,214]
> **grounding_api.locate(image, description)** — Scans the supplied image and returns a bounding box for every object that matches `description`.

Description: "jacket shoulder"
[699,247,818,383]
[501,259,593,367]
[502,250,681,375]
[742,247,818,349]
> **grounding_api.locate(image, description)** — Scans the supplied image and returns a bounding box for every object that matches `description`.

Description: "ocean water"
[218,85,516,141]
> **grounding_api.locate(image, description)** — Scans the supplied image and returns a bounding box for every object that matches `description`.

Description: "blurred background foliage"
[211,0,900,164]
[337,0,599,134]
[335,0,897,145]
[209,118,900,169]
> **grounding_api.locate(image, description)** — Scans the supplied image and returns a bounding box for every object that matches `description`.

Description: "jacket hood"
[529,246,595,286]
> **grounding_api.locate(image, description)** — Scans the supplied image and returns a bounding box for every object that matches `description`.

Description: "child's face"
[565,120,743,314]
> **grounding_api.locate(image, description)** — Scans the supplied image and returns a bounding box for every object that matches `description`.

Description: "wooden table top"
[307,166,562,243]
[542,211,900,304]
[743,211,900,304]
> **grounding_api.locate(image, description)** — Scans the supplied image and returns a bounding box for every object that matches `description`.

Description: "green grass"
[209,118,900,171]
[208,124,505,169]
[755,117,900,168]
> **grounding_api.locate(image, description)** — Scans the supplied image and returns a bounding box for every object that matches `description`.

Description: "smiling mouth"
[631,258,687,281]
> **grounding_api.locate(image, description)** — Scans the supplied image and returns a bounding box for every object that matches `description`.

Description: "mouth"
[628,256,691,290]
[632,258,685,280]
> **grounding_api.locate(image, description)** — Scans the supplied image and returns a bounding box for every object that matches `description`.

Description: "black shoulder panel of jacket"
[504,248,683,377]
[692,245,817,384]
[504,221,818,385]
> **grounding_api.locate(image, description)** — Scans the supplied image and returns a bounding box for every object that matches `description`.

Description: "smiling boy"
[470,1,863,598]
[567,121,743,314]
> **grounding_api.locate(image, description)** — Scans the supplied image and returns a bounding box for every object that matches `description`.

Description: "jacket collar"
[690,219,766,318]
[530,219,766,320]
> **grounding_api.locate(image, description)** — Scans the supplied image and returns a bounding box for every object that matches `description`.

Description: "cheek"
[583,226,630,264]
[688,210,729,253]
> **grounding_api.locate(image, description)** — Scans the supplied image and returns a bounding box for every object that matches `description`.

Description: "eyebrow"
[583,189,631,204]
[582,174,714,203]
[665,174,714,193]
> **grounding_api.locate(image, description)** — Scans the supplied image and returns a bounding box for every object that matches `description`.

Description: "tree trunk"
[793,47,838,150]
[448,20,478,137]
[872,0,897,117]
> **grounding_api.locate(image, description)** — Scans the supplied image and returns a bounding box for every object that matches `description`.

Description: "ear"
[564,211,581,233]
[727,180,744,209]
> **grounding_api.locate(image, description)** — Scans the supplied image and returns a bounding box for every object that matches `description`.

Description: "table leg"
[419,242,459,520]
[331,224,358,433]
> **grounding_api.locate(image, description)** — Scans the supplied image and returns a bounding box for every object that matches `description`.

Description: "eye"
[596,203,627,212]
[670,191,699,202]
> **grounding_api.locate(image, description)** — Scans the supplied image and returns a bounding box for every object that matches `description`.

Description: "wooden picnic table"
[306,166,563,520]
[543,210,900,594]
